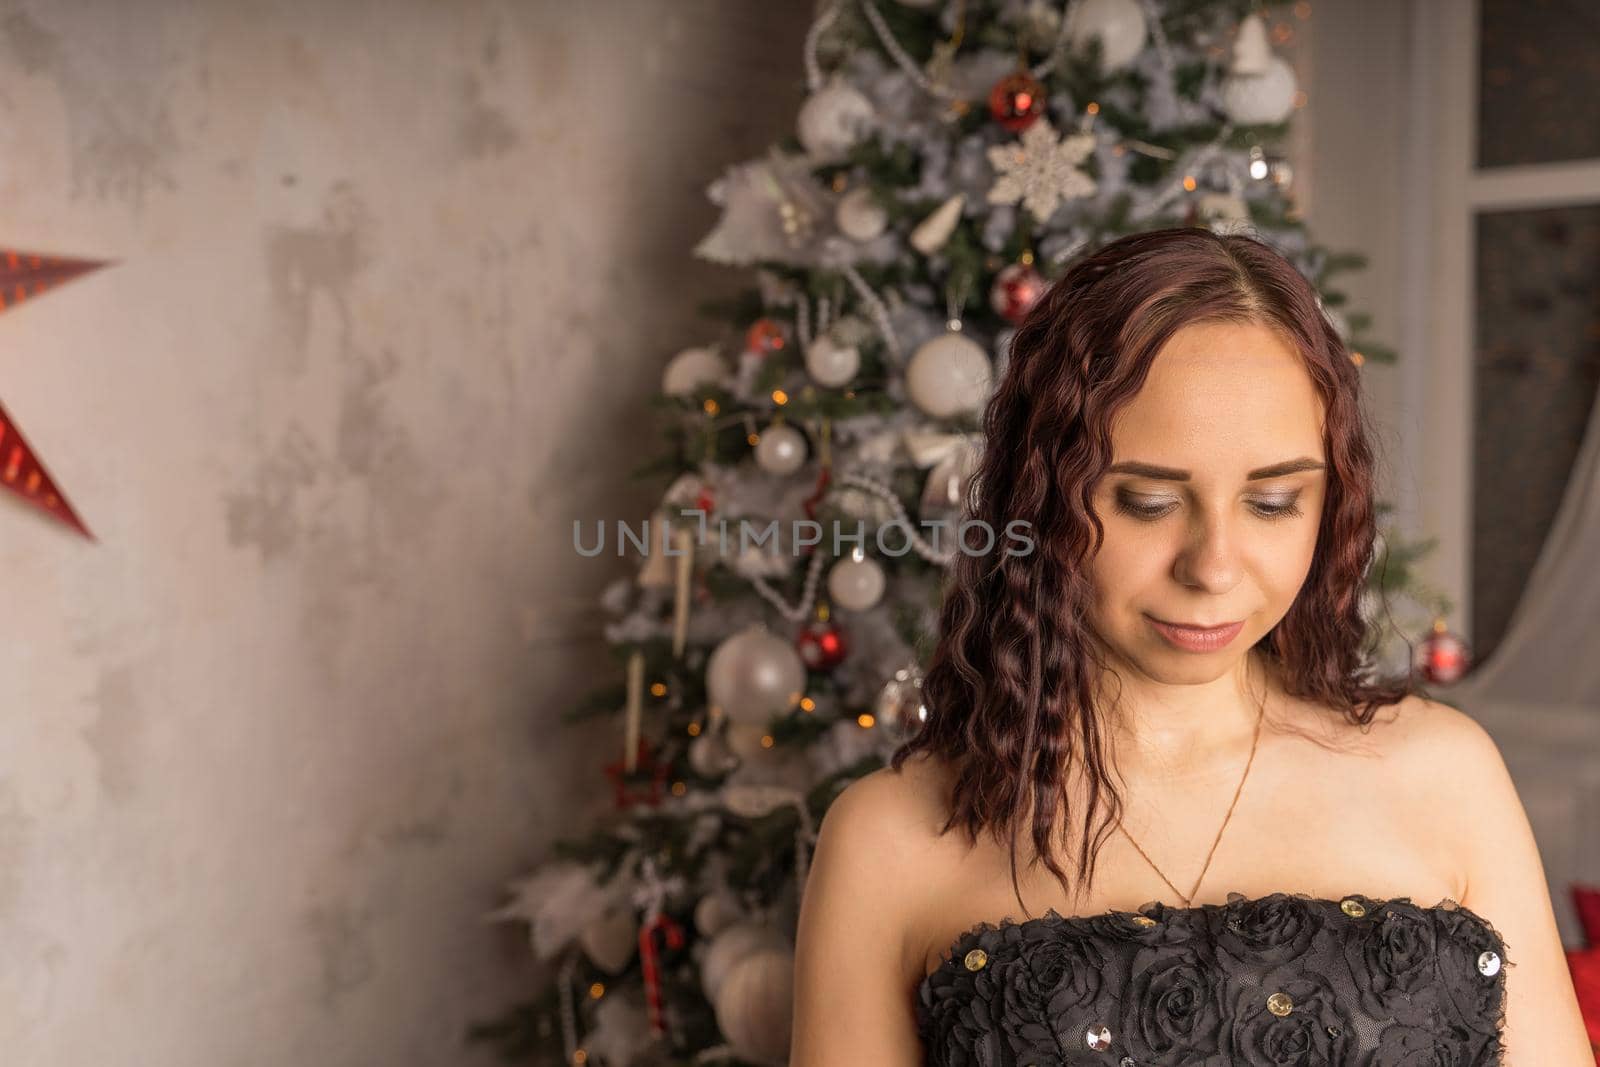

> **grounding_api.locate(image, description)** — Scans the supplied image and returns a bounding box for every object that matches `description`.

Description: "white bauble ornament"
[835,186,888,242]
[701,921,788,1003]
[662,345,728,397]
[909,193,965,255]
[828,554,886,612]
[714,948,795,1067]
[706,626,807,726]
[1064,0,1147,73]
[1221,14,1297,125]
[754,423,808,475]
[694,891,744,939]
[577,906,637,975]
[1222,57,1297,125]
[804,335,861,388]
[905,330,993,417]
[796,81,875,163]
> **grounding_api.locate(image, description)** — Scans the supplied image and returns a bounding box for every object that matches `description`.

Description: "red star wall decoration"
[0,248,110,540]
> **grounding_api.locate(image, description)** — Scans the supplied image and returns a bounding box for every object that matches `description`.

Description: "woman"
[790,228,1589,1064]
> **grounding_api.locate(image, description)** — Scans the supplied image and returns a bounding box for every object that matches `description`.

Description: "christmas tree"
[469,1,1461,1062]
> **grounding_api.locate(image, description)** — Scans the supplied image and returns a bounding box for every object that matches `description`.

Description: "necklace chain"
[1115,686,1268,908]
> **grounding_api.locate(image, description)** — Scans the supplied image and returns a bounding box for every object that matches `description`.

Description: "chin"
[1140,652,1242,685]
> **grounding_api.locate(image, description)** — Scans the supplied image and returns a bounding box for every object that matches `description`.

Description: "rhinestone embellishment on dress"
[1478,949,1502,977]
[963,948,988,971]
[1266,991,1294,1016]
[1086,1024,1113,1050]
[1339,897,1367,918]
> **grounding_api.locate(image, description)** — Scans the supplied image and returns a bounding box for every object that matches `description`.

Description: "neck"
[1098,649,1273,782]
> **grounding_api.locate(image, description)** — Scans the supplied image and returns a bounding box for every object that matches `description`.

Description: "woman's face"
[1086,319,1328,684]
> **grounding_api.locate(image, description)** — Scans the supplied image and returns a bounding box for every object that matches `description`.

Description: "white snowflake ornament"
[986,120,1098,223]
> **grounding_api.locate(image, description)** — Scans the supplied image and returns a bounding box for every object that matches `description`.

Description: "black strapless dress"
[917,891,1511,1066]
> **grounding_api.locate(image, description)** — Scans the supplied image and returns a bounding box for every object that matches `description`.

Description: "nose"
[1172,506,1243,594]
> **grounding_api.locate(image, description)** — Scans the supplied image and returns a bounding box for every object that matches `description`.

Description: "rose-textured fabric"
[917,891,1512,1066]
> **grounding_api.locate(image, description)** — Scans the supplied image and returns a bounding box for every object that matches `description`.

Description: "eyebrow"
[1106,457,1327,481]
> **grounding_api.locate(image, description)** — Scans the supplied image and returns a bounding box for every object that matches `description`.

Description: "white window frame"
[1406,0,1600,643]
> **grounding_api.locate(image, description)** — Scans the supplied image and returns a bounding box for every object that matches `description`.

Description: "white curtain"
[1441,388,1600,946]
[1446,386,1600,708]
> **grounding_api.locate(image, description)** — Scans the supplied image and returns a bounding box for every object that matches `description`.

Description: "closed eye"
[1113,497,1305,522]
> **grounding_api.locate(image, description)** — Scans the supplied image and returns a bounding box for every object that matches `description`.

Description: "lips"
[1146,615,1245,652]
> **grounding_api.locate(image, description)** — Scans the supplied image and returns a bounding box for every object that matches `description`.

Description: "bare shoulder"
[1274,691,1500,794]
[791,752,956,1065]
[1350,694,1512,846]
[1367,692,1505,776]
[1373,697,1592,1058]
[813,750,957,876]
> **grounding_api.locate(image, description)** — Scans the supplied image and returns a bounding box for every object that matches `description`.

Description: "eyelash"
[1114,497,1305,523]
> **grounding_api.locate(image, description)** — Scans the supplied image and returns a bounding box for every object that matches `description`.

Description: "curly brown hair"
[888,226,1411,913]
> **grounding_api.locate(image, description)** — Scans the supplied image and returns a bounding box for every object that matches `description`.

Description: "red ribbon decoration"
[0,248,111,539]
[638,913,685,1037]
[602,737,669,811]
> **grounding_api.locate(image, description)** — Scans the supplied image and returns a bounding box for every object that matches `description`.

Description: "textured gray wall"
[0,0,1427,1063]
[1291,0,1412,511]
[0,2,809,1064]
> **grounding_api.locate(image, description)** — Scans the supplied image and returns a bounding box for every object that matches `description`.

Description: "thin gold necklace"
[1115,682,1268,908]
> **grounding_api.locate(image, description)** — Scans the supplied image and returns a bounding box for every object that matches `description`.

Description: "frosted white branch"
[841,263,901,361]
[803,0,845,92]
[858,0,960,101]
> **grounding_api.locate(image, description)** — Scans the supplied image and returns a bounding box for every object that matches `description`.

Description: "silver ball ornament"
[835,186,888,242]
[754,423,808,475]
[1222,56,1298,125]
[693,891,744,939]
[1065,0,1148,73]
[701,920,788,1003]
[804,335,861,388]
[714,947,795,1067]
[706,626,807,726]
[827,554,886,612]
[905,331,993,417]
[796,81,875,162]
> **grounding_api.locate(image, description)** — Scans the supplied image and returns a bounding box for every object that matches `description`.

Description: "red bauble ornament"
[796,616,848,671]
[1414,621,1471,685]
[744,317,787,356]
[988,71,1046,132]
[695,485,716,515]
[990,261,1046,324]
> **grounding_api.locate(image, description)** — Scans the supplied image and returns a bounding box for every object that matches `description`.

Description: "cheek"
[1087,521,1169,604]
[1258,518,1322,601]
